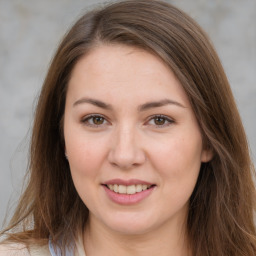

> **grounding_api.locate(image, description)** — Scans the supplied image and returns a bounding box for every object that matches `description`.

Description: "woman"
[1,0,255,255]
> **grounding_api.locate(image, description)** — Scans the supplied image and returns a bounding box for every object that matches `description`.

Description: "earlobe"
[64,147,68,160]
[201,147,214,163]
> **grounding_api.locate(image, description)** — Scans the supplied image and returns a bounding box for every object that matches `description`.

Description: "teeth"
[136,184,142,193]
[119,185,127,194]
[127,185,136,194]
[107,184,152,194]
[114,184,118,193]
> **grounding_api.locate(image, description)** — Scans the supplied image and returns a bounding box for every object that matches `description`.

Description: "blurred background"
[0,0,255,227]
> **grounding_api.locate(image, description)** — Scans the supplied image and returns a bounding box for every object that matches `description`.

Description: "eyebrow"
[73,97,185,111]
[138,99,185,111]
[73,98,113,110]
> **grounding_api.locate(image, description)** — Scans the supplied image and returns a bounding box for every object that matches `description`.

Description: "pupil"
[93,116,104,125]
[155,117,165,125]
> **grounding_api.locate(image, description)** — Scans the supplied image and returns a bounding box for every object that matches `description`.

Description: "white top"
[0,234,86,256]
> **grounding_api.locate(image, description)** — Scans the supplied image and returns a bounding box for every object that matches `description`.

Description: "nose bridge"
[108,123,145,169]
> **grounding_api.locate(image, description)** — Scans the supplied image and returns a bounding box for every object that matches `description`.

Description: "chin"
[110,223,152,236]
[101,212,156,235]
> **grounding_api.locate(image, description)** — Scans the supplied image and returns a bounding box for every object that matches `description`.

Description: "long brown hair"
[1,0,256,255]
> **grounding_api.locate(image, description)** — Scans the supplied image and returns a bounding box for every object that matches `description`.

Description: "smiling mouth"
[104,184,156,195]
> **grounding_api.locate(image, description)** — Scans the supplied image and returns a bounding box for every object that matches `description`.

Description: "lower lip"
[103,185,155,205]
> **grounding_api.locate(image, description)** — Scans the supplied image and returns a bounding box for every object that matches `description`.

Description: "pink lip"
[102,179,156,205]
[103,178,153,186]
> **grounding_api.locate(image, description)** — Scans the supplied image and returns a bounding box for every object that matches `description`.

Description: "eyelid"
[81,114,110,127]
[80,114,174,128]
[145,114,175,127]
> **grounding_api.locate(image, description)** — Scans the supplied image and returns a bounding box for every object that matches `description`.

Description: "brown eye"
[147,115,174,127]
[82,115,108,127]
[154,116,166,125]
[92,116,104,125]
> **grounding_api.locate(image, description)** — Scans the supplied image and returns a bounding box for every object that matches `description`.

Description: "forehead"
[70,44,168,79]
[67,44,190,107]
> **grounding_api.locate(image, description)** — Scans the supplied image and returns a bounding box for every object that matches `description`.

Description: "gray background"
[0,0,255,227]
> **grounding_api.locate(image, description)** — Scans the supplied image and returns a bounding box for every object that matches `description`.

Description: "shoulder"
[0,243,51,256]
[0,243,30,256]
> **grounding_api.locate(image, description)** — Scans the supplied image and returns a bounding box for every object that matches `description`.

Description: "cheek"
[66,137,105,205]
[65,129,108,179]
[149,132,203,178]
[151,134,203,212]
[68,141,103,176]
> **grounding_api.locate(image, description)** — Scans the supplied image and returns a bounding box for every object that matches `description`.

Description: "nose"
[107,126,146,170]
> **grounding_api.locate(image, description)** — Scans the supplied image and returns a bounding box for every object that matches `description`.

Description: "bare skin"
[64,44,212,256]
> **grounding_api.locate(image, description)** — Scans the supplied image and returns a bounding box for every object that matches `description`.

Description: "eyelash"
[81,114,109,127]
[146,115,174,127]
[81,114,174,128]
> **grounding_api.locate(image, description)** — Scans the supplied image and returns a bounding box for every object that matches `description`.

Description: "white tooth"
[142,184,147,191]
[114,184,119,193]
[136,184,142,193]
[108,184,113,190]
[118,185,127,194]
[127,185,136,194]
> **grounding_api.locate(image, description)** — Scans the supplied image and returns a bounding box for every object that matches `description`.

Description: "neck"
[83,215,191,256]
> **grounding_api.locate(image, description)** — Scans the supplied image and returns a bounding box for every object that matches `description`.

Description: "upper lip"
[103,179,154,186]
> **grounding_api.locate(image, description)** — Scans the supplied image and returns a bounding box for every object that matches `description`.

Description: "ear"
[64,146,68,160]
[201,146,214,163]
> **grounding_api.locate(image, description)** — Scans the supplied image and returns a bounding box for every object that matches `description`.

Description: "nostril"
[108,149,146,169]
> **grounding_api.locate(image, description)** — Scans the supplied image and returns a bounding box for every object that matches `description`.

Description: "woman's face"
[64,44,212,235]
